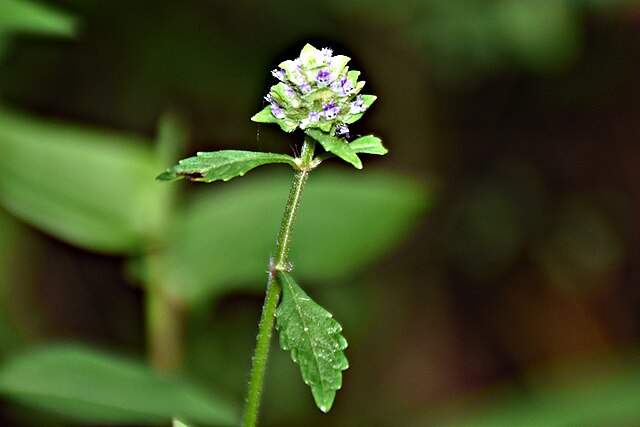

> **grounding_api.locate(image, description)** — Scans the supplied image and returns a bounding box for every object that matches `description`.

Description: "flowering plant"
[158,43,386,426]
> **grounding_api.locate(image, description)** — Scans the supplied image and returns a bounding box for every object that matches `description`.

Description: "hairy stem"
[242,138,316,427]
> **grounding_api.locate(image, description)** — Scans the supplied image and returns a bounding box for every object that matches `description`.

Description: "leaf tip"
[156,171,177,182]
[314,390,336,413]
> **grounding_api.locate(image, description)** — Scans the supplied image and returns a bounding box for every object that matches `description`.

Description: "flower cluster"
[252,44,376,137]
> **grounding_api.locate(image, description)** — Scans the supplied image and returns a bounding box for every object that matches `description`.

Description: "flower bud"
[252,44,377,137]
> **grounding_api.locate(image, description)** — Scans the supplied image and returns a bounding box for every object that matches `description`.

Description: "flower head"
[252,43,376,135]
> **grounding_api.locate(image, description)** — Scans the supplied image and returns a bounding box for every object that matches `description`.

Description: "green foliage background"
[1,0,640,426]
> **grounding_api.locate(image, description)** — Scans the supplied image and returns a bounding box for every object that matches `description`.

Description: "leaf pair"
[157,130,387,183]
[275,272,348,413]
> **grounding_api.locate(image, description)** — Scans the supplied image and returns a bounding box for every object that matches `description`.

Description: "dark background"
[1,0,640,426]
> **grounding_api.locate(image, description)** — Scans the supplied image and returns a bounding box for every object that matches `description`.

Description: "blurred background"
[1,0,640,426]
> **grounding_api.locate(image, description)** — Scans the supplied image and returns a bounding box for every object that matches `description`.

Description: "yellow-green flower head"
[252,44,377,137]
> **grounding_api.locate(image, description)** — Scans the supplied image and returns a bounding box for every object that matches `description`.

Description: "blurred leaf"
[305,129,362,169]
[498,0,581,72]
[275,272,348,413]
[0,345,237,426]
[0,106,158,254]
[349,135,388,155]
[173,418,191,427]
[157,151,296,183]
[451,358,640,427]
[0,0,77,37]
[163,168,428,303]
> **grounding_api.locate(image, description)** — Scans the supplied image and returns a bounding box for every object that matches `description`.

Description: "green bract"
[251,44,376,136]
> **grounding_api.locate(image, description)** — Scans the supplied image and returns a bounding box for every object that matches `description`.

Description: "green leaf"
[0,106,157,254]
[251,106,297,133]
[250,106,278,124]
[0,0,77,37]
[173,418,192,427]
[157,150,296,183]
[343,95,377,124]
[162,168,428,304]
[304,129,362,169]
[0,345,237,426]
[497,0,580,72]
[275,272,348,413]
[448,356,640,427]
[349,135,388,155]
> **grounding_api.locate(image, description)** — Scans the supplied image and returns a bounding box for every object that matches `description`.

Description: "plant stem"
[146,277,184,372]
[242,137,316,427]
[146,112,188,373]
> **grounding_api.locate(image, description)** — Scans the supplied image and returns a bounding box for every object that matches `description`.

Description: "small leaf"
[250,106,278,124]
[343,95,377,124]
[275,272,348,413]
[251,106,298,133]
[305,129,362,169]
[349,135,388,155]
[157,150,296,183]
[0,345,237,425]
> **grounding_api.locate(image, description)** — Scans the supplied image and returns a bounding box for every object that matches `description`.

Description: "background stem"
[146,112,189,373]
[242,138,316,427]
[146,278,184,372]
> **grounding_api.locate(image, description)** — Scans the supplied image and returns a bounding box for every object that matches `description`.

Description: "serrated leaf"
[157,150,296,183]
[305,129,362,169]
[349,135,388,155]
[275,272,348,413]
[0,106,157,254]
[0,345,237,425]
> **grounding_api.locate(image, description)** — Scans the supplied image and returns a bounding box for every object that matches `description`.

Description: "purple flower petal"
[336,124,350,138]
[308,111,320,122]
[316,69,332,87]
[349,95,367,114]
[271,68,286,81]
[299,82,311,94]
[322,100,340,120]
